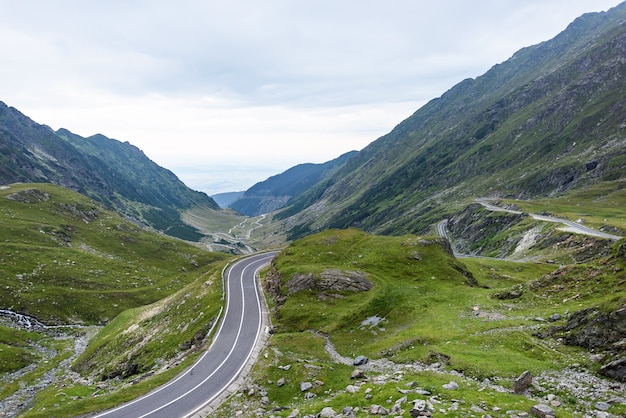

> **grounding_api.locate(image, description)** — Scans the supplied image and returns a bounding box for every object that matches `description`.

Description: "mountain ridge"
[229,151,357,216]
[274,2,626,239]
[0,102,218,240]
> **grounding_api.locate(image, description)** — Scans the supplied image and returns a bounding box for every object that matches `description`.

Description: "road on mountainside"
[475,199,622,240]
[437,200,622,258]
[94,251,277,418]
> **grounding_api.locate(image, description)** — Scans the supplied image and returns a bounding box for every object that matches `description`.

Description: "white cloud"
[0,0,622,194]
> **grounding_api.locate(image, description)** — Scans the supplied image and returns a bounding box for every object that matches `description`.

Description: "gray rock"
[342,406,356,418]
[412,399,427,411]
[351,369,366,379]
[595,401,611,411]
[300,381,313,392]
[277,377,285,387]
[599,356,626,381]
[318,406,337,417]
[368,404,389,415]
[530,404,555,418]
[353,355,369,366]
[442,381,459,390]
[513,370,532,394]
[346,384,360,393]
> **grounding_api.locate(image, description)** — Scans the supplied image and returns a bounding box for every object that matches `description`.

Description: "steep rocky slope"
[276,3,626,239]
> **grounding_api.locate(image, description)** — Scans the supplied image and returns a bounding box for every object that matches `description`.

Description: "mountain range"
[1,2,625,247]
[0,103,219,240]
[268,2,626,239]
[2,3,626,416]
[227,151,357,216]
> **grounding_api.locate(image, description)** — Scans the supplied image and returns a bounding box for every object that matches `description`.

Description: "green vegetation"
[499,179,626,234]
[0,183,231,416]
[0,326,44,373]
[0,183,227,324]
[21,260,226,417]
[214,228,625,417]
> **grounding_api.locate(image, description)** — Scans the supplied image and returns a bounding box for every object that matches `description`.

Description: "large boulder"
[287,269,372,294]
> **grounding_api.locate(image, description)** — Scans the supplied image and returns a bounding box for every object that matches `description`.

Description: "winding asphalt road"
[475,199,622,240]
[93,251,277,418]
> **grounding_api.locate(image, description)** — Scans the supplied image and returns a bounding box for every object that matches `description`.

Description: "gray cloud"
[0,0,621,193]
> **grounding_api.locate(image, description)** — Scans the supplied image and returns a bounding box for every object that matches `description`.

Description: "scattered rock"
[351,369,366,379]
[369,404,389,415]
[353,355,369,366]
[595,401,611,411]
[530,404,555,418]
[300,381,313,392]
[277,377,285,387]
[346,384,360,393]
[342,406,356,418]
[318,406,337,417]
[442,381,459,390]
[513,370,533,394]
[278,364,291,371]
[412,399,427,411]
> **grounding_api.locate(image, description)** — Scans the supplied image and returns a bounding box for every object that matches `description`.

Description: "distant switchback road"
[93,251,277,418]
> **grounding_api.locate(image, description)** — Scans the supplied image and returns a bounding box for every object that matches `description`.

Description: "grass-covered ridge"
[215,228,625,417]
[0,183,233,417]
[0,183,228,325]
[265,229,562,375]
[21,261,227,417]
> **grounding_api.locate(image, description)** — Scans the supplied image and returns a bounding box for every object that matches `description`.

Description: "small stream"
[0,309,98,417]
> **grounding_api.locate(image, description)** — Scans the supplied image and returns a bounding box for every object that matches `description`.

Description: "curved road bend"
[93,251,278,418]
[475,199,622,240]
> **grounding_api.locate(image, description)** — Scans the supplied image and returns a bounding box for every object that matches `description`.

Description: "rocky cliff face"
[539,306,626,381]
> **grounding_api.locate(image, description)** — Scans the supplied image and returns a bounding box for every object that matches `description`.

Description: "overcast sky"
[1,1,622,194]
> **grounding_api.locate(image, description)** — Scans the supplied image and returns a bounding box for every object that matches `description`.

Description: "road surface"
[93,251,277,418]
[475,199,622,240]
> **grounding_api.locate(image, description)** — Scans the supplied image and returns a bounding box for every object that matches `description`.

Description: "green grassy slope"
[277,3,626,239]
[0,183,227,325]
[215,228,625,417]
[0,183,232,416]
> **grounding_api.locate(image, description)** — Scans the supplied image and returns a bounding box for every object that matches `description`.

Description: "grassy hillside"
[19,260,227,417]
[276,3,626,239]
[0,183,231,416]
[215,229,625,417]
[0,183,227,324]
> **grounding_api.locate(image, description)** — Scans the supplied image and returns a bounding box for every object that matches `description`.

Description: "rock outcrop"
[286,269,372,294]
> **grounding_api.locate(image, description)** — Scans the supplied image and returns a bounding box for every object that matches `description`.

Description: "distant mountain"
[276,2,626,239]
[211,191,244,208]
[229,151,357,216]
[0,102,219,240]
